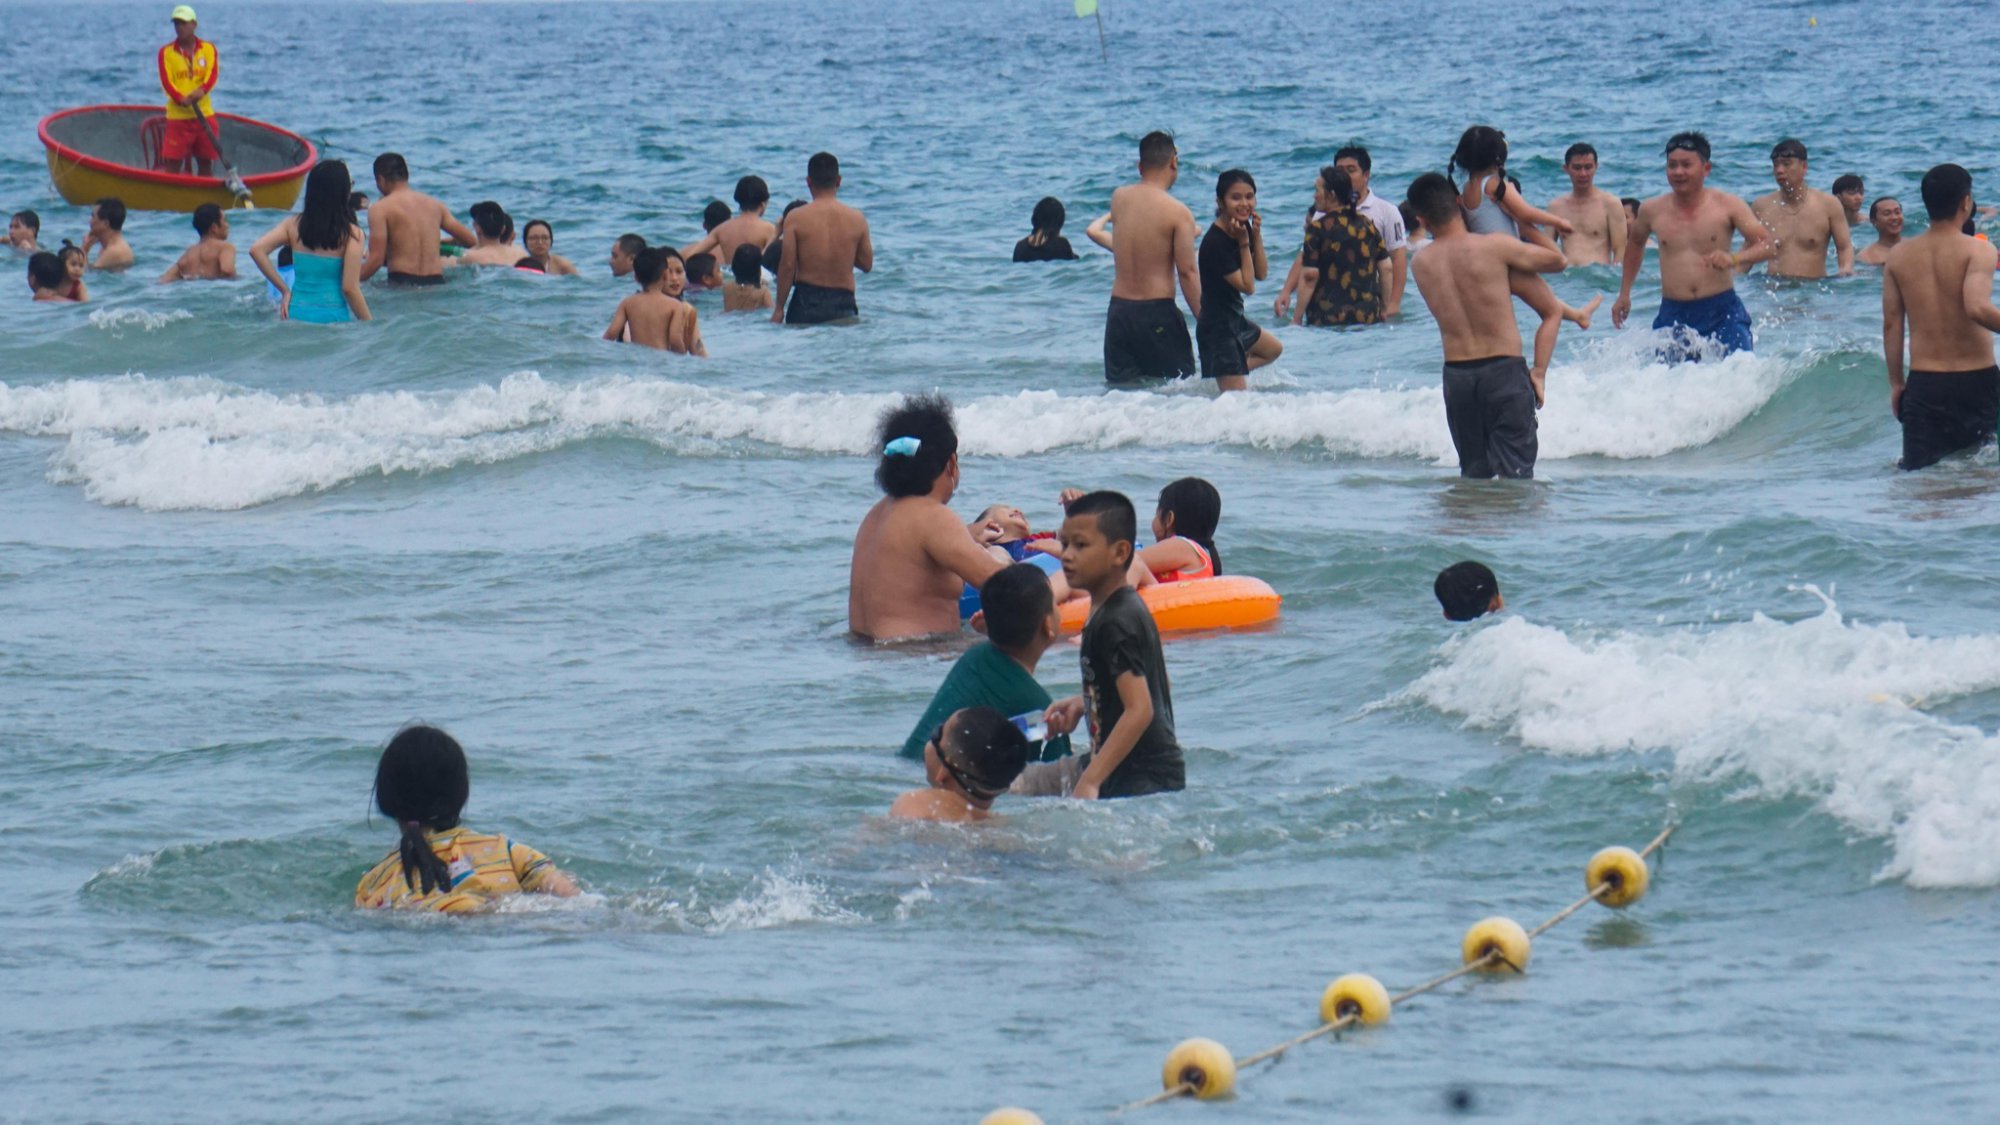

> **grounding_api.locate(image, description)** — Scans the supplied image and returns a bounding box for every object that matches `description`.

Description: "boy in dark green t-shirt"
[900,562,1072,762]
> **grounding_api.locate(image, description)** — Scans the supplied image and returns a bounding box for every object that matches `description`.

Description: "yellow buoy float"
[1319,972,1392,1026]
[1585,845,1651,908]
[1461,916,1532,972]
[979,1110,1044,1125]
[1161,1037,1236,1100]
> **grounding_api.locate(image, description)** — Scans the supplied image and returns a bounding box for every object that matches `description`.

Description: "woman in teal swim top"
[249,160,370,324]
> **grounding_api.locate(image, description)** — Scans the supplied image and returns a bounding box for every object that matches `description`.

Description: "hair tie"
[883,436,921,458]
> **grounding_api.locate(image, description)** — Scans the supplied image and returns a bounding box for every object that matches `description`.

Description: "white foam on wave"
[87,307,193,333]
[1398,594,2000,888]
[0,346,1797,510]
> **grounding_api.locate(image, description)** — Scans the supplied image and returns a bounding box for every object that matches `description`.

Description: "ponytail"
[398,818,452,894]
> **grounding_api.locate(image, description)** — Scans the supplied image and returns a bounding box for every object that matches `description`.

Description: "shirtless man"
[609,233,646,278]
[850,395,1065,641]
[1856,198,1903,267]
[603,247,695,353]
[158,202,235,281]
[681,175,777,265]
[1747,139,1853,279]
[1546,142,1628,266]
[1612,133,1774,361]
[1882,164,2000,471]
[1404,173,1566,479]
[1832,174,1866,227]
[81,198,133,271]
[359,153,473,285]
[1102,131,1200,383]
[771,153,871,325]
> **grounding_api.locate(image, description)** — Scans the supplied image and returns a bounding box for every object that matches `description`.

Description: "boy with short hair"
[27,251,77,302]
[9,209,39,252]
[889,706,1031,822]
[684,252,723,291]
[82,197,133,270]
[604,247,696,353]
[903,562,1073,764]
[159,202,237,282]
[724,243,772,312]
[1044,490,1185,800]
[1435,561,1503,621]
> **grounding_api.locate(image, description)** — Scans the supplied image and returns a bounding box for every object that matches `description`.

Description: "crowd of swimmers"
[16,124,2000,476]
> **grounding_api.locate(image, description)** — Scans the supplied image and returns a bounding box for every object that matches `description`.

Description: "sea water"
[4,0,2000,1120]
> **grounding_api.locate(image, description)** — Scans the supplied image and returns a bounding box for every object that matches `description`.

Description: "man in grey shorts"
[1405,172,1566,478]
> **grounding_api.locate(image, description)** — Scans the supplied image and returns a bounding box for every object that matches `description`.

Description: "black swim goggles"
[928,724,1004,802]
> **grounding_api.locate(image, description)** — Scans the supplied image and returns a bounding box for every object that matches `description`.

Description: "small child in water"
[27,252,77,302]
[354,725,578,912]
[723,243,772,312]
[1435,561,1504,621]
[684,252,723,291]
[605,247,704,356]
[889,706,1031,822]
[1056,477,1222,584]
[158,203,237,283]
[58,241,89,301]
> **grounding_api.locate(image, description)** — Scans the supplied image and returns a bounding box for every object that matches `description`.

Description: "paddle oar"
[191,104,254,208]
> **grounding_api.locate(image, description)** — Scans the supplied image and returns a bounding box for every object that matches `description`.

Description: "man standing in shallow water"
[1612,132,1773,361]
[772,153,871,325]
[1102,131,1201,383]
[1546,142,1627,266]
[1882,163,2000,471]
[359,153,474,286]
[1747,138,1853,279]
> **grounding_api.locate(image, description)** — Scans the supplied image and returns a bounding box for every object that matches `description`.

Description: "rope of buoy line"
[1056,822,1677,1120]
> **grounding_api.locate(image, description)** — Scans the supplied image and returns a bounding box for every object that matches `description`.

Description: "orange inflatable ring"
[1057,575,1281,635]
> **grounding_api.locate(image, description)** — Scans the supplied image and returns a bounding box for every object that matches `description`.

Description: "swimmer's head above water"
[1154,477,1221,577]
[1137,131,1178,183]
[734,175,770,214]
[1406,172,1461,232]
[874,393,959,499]
[701,200,731,233]
[1435,561,1503,622]
[372,724,470,894]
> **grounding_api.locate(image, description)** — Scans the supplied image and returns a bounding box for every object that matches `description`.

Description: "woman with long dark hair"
[249,160,369,323]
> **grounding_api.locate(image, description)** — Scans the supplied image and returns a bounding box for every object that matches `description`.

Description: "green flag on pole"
[1074,0,1096,15]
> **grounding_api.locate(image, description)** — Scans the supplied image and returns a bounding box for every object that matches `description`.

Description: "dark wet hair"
[522,219,553,243]
[1156,477,1221,576]
[1664,132,1711,162]
[93,197,126,232]
[27,251,65,291]
[192,202,223,236]
[981,562,1056,651]
[1138,131,1177,170]
[633,246,666,287]
[1621,197,1641,212]
[1215,169,1256,214]
[1398,200,1422,234]
[373,152,409,184]
[781,199,807,218]
[729,242,762,285]
[1833,174,1865,196]
[935,706,1029,800]
[12,209,39,235]
[1563,142,1598,165]
[1064,489,1136,549]
[685,252,717,283]
[616,233,647,258]
[1334,145,1372,175]
[874,393,959,498]
[298,162,354,252]
[469,200,507,240]
[372,724,470,894]
[348,191,368,213]
[1319,165,1357,209]
[1407,172,1460,230]
[1031,196,1066,236]
[1867,196,1898,221]
[1770,138,1808,163]
[808,152,841,189]
[58,238,84,264]
[1435,561,1501,622]
[701,200,731,231]
[1449,125,1508,178]
[734,175,770,210]
[1921,163,1973,224]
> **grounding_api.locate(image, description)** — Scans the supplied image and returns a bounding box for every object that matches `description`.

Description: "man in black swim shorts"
[1101,132,1201,383]
[1883,163,2000,470]
[772,153,872,327]
[1406,172,1567,479]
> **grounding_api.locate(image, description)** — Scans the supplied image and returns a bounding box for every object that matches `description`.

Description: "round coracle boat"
[38,104,316,212]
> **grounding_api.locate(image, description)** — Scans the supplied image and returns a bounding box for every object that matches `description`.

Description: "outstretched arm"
[1085,212,1113,251]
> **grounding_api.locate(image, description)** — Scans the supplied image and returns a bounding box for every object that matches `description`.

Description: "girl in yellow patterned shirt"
[354,725,578,912]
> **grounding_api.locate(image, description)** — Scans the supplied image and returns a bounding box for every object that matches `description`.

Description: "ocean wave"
[1397,594,2000,888]
[0,347,1798,510]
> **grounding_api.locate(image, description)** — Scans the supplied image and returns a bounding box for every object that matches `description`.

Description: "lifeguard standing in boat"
[157,5,219,174]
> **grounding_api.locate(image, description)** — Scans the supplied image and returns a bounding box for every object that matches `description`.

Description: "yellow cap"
[170,5,197,21]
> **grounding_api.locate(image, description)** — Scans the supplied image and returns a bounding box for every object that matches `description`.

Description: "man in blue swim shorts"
[1612,132,1774,363]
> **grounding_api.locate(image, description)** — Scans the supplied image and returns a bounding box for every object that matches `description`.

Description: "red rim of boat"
[37,104,317,189]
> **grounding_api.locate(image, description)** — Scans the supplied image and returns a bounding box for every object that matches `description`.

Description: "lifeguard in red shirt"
[157,5,219,174]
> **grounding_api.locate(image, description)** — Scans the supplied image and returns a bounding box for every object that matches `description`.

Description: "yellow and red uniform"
[157,36,219,165]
